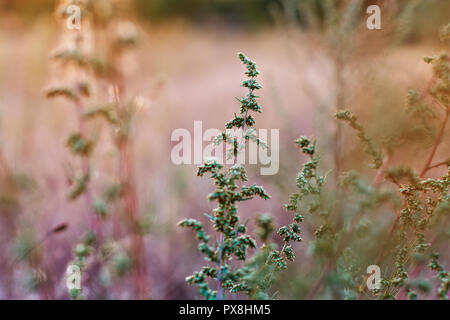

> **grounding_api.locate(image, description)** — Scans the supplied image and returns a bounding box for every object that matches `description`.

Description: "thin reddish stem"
[75,98,103,243]
[419,108,449,178]
[118,136,148,299]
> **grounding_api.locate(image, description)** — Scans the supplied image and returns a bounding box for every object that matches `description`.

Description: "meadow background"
[0,0,449,299]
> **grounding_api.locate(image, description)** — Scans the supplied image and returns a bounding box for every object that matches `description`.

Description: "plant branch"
[419,108,449,178]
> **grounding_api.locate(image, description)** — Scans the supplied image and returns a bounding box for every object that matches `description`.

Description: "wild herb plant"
[280,22,448,301]
[179,53,339,300]
[330,26,450,299]
[82,18,148,299]
[378,26,449,300]
[46,0,148,299]
[237,137,321,299]
[47,3,102,237]
[46,0,103,299]
[334,110,383,170]
[379,167,449,299]
[0,151,52,298]
[178,53,273,300]
[329,112,448,300]
[375,32,449,299]
[177,38,448,301]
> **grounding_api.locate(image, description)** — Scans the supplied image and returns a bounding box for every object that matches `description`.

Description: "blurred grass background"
[0,0,449,299]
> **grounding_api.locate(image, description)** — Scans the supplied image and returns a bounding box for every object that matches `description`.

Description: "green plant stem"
[214,73,255,300]
[216,233,225,300]
[266,243,288,286]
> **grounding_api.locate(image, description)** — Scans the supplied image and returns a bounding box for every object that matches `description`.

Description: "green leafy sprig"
[178,53,270,300]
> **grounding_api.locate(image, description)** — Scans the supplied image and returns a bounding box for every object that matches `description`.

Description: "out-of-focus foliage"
[135,0,280,27]
[3,0,450,36]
